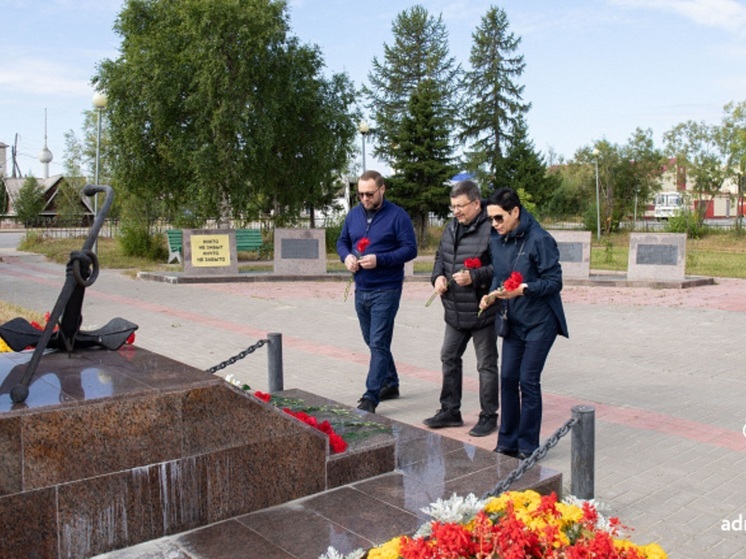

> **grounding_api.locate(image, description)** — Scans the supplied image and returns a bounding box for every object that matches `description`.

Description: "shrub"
[118,220,167,261]
[665,210,707,239]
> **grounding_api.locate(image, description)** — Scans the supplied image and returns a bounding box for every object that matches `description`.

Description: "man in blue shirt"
[336,170,418,413]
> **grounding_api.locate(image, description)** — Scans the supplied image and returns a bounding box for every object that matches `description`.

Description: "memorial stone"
[274,228,326,275]
[627,232,686,281]
[183,229,239,277]
[548,230,591,279]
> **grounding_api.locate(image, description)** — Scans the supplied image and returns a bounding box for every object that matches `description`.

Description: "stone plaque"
[281,238,319,260]
[183,229,239,277]
[557,242,583,263]
[636,244,678,266]
[627,233,686,281]
[274,228,326,275]
[548,230,590,279]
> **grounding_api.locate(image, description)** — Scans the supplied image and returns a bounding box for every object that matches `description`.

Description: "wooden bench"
[165,229,263,263]
[235,229,264,253]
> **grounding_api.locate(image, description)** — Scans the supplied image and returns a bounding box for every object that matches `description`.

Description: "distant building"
[1,174,93,226]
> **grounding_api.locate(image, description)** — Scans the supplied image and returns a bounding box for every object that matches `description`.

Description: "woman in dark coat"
[479,187,569,458]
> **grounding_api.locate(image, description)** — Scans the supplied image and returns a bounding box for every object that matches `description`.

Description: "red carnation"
[463,257,482,269]
[344,237,371,301]
[356,237,370,255]
[426,256,483,307]
[502,271,524,292]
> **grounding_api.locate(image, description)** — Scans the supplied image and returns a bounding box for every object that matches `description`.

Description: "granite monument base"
[1,348,561,559]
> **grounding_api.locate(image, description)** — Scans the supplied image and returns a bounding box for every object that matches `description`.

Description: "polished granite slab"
[0,347,561,559]
[0,349,338,558]
[92,423,561,559]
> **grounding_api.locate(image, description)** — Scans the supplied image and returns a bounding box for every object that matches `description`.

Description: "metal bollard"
[571,405,595,499]
[267,332,284,393]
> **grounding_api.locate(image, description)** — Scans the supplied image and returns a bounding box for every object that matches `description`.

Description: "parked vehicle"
[653,192,683,220]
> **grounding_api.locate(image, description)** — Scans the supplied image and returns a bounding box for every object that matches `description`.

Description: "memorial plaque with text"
[191,234,231,267]
[636,244,678,266]
[183,229,239,276]
[547,230,590,279]
[281,238,319,260]
[557,242,583,263]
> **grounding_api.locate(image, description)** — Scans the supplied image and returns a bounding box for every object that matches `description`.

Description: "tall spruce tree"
[460,6,530,189]
[364,5,460,244]
[389,79,458,242]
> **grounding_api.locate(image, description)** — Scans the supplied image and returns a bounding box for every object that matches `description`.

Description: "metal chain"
[483,416,578,499]
[206,339,269,374]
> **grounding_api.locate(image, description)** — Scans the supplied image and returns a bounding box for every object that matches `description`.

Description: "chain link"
[206,338,269,374]
[483,416,578,499]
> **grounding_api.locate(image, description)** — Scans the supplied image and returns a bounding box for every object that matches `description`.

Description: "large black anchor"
[0,184,138,404]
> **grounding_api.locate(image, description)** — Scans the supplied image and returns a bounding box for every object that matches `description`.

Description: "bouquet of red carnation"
[343,237,370,302]
[426,257,482,307]
[252,390,348,454]
[478,271,524,317]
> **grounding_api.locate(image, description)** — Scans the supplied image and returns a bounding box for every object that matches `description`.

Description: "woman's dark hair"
[487,187,521,212]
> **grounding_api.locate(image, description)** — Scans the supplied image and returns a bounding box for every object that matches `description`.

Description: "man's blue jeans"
[355,287,402,405]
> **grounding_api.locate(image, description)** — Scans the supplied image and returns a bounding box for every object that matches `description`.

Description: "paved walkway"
[2,247,746,558]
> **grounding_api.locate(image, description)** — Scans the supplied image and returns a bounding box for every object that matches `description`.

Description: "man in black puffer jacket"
[424,180,499,437]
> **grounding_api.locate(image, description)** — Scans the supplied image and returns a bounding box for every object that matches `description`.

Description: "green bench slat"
[235,229,263,252]
[165,229,262,263]
[166,229,183,264]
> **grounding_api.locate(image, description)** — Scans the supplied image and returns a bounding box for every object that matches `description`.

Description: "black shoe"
[495,448,518,458]
[357,398,376,413]
[423,409,464,429]
[379,384,400,401]
[468,414,498,437]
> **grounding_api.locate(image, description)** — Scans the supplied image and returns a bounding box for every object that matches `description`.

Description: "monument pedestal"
[1,348,561,559]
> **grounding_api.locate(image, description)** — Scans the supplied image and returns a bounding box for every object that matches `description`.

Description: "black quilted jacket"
[430,207,496,330]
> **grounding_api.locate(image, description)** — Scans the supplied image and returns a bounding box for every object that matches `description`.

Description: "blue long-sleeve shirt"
[336,199,417,291]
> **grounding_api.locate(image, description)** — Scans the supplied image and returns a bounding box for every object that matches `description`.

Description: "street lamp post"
[92,91,108,254]
[358,120,370,172]
[593,148,601,240]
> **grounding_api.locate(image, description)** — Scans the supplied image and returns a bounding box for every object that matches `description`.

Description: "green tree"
[545,163,589,219]
[364,5,460,169]
[720,100,746,233]
[573,129,664,234]
[501,119,560,214]
[249,38,358,227]
[63,109,113,186]
[619,128,666,225]
[363,5,460,244]
[388,78,458,243]
[15,176,45,227]
[664,120,729,226]
[460,6,530,187]
[95,0,356,243]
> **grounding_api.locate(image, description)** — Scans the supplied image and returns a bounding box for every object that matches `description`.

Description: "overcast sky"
[2,0,745,179]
